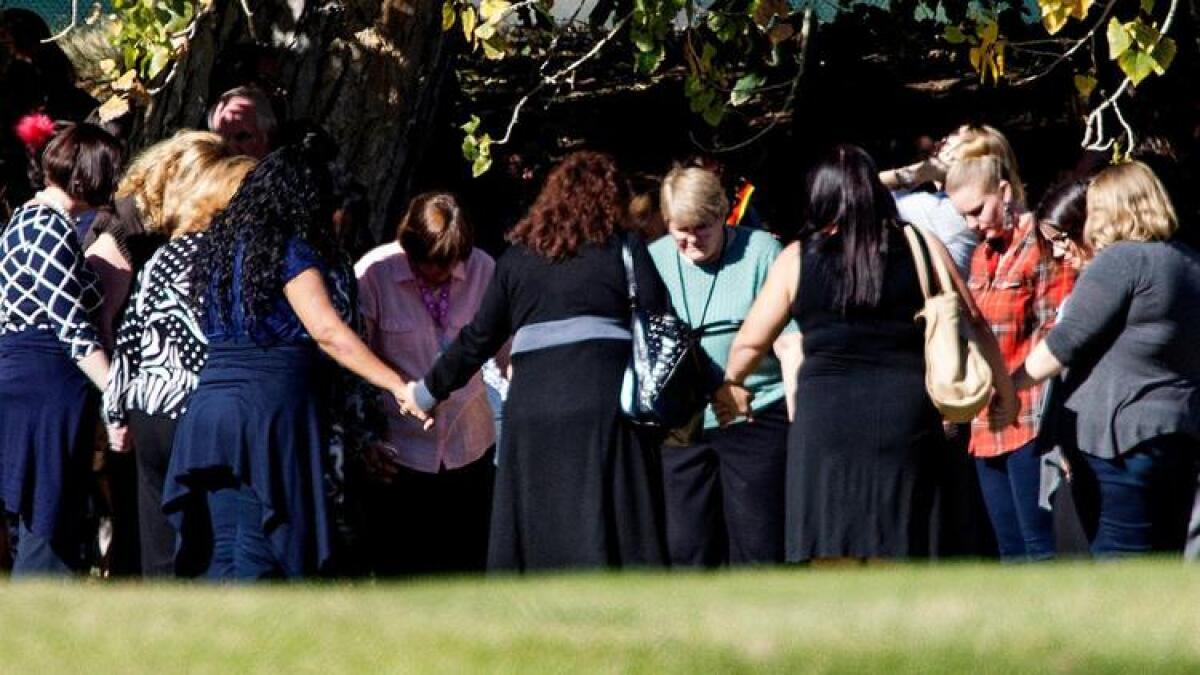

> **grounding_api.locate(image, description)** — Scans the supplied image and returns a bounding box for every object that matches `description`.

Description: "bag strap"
[901,225,937,299]
[621,232,638,308]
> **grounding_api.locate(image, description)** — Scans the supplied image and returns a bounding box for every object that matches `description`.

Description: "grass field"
[2,560,1199,673]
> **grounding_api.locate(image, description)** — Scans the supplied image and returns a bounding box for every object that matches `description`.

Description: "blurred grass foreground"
[3,560,1200,673]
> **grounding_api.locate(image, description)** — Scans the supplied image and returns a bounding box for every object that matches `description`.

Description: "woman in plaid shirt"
[946,156,1077,561]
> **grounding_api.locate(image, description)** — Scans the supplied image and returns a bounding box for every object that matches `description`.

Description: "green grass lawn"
[2,560,1199,673]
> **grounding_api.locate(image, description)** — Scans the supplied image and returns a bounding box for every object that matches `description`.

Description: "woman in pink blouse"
[354,192,502,575]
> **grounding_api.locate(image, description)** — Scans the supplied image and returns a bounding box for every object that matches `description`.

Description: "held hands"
[713,381,755,428]
[987,387,1020,432]
[393,381,435,431]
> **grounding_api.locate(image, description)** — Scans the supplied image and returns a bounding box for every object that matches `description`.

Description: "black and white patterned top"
[0,203,103,360]
[103,233,207,424]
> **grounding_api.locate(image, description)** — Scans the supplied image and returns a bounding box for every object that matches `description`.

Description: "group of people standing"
[2,72,1199,578]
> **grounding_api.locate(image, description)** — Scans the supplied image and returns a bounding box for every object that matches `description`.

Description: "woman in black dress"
[717,145,1013,561]
[401,151,671,571]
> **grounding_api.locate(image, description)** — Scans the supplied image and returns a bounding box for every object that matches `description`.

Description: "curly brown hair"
[507,150,629,259]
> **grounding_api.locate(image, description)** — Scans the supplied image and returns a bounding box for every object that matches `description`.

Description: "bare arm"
[285,269,407,394]
[772,332,803,422]
[725,241,800,386]
[1012,340,1065,391]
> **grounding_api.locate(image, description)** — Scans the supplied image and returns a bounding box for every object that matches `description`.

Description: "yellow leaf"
[480,0,511,23]
[442,0,457,31]
[97,95,130,123]
[461,5,478,43]
[1073,73,1097,99]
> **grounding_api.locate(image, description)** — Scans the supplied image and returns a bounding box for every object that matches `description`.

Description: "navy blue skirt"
[0,329,96,542]
[164,341,331,577]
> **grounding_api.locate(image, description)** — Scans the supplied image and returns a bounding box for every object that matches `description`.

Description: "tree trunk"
[132,0,455,238]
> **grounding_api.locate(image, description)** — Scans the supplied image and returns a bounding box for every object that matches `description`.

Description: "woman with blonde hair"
[648,164,799,567]
[881,123,1025,277]
[943,154,1075,561]
[1014,161,1200,556]
[103,152,256,576]
[84,130,233,345]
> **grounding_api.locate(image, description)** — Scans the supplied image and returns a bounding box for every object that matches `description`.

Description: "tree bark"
[132,0,455,238]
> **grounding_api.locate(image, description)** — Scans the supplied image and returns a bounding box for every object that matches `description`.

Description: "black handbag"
[618,234,706,428]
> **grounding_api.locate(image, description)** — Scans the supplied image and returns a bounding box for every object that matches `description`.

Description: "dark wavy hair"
[801,144,900,313]
[507,150,628,259]
[189,131,337,339]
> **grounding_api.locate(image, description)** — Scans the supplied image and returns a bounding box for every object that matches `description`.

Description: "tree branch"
[1011,0,1118,86]
[43,0,80,42]
[494,13,633,146]
[689,7,813,154]
[1081,0,1179,152]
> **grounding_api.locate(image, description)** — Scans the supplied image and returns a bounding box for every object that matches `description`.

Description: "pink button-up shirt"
[355,243,497,473]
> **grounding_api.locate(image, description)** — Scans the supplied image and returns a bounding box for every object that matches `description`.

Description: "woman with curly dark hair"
[399,151,672,571]
[164,135,414,579]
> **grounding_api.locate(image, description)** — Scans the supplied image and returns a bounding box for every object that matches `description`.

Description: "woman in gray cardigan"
[1012,161,1200,556]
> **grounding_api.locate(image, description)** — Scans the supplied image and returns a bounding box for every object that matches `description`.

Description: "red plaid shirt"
[968,214,1076,458]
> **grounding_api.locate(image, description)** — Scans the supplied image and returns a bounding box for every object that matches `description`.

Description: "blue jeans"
[1083,436,1197,557]
[206,484,284,580]
[975,441,1055,561]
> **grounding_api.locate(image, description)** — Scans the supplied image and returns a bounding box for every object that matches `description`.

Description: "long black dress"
[788,226,942,561]
[423,235,670,572]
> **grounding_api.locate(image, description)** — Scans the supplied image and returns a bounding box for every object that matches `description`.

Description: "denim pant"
[205,484,284,580]
[975,440,1055,561]
[1083,435,1197,557]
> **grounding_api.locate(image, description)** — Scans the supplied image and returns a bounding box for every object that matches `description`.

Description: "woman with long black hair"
[717,144,1014,562]
[164,134,415,579]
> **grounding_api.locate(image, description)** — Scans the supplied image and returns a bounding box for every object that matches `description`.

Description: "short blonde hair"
[956,124,1026,206]
[165,155,257,237]
[660,165,729,229]
[1085,161,1177,250]
[945,155,1014,205]
[116,131,232,233]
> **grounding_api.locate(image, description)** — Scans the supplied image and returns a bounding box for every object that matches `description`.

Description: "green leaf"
[1149,35,1176,74]
[144,44,169,79]
[1117,47,1157,85]
[1106,18,1131,59]
[475,22,497,40]
[461,115,481,135]
[442,1,457,31]
[689,88,715,114]
[730,72,765,106]
[943,25,967,44]
[1128,20,1159,50]
[701,101,725,127]
[913,1,934,21]
[1140,0,1155,12]
[684,74,704,97]
[635,44,666,74]
[631,29,657,53]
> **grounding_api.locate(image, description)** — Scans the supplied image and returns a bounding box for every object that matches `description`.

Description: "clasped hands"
[713,381,755,428]
[392,381,436,431]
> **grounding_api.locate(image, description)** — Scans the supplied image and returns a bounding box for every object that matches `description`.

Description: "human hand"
[106,424,132,453]
[987,388,1020,432]
[713,381,754,427]
[393,381,435,431]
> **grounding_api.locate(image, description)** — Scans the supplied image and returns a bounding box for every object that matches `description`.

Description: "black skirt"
[164,342,330,577]
[787,354,941,561]
[490,340,668,571]
[0,330,96,546]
